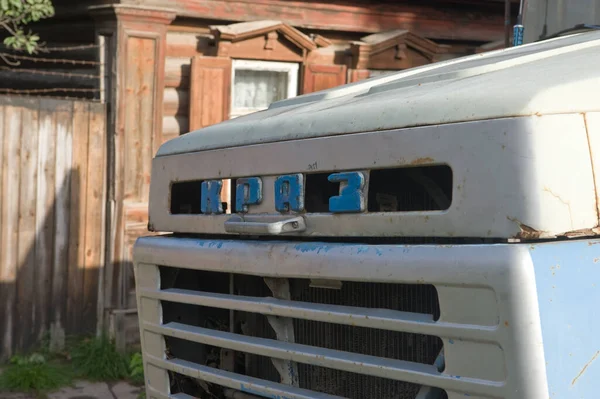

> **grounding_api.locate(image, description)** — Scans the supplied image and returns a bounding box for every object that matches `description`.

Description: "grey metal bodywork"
[149,114,599,239]
[135,236,551,399]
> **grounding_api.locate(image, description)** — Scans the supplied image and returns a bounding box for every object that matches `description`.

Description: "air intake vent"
[170,165,452,215]
[158,268,443,399]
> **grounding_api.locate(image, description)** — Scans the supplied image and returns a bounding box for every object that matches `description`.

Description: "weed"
[128,352,145,386]
[70,335,128,381]
[0,353,72,393]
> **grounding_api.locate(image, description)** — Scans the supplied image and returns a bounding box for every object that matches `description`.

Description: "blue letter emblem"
[275,174,304,213]
[235,177,262,213]
[201,180,223,214]
[328,172,366,213]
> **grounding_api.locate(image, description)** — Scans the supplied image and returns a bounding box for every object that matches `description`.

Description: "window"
[230,60,299,118]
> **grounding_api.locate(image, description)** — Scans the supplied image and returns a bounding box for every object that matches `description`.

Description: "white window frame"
[230,59,299,119]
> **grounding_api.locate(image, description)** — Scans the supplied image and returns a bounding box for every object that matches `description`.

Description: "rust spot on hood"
[410,157,434,165]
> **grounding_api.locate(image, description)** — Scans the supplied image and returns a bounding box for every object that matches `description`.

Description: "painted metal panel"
[529,239,600,398]
[134,236,551,398]
[135,237,600,396]
[149,115,598,238]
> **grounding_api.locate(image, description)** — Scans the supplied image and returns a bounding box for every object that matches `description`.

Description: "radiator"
[237,278,443,398]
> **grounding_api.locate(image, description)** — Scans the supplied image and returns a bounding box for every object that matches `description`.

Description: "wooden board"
[123,36,158,203]
[189,56,232,131]
[16,100,40,351]
[67,101,90,333]
[50,100,74,351]
[302,64,347,94]
[0,105,20,360]
[34,100,58,345]
[82,102,107,333]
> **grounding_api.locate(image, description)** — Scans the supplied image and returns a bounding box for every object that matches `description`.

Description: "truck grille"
[135,236,513,399]
[155,268,443,399]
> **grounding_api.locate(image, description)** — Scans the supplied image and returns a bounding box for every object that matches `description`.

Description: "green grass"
[70,336,129,381]
[0,354,73,393]
[1,336,146,395]
[128,352,145,386]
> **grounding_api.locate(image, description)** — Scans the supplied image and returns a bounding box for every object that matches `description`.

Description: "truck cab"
[134,31,600,399]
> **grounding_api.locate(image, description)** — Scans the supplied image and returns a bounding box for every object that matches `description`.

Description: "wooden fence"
[0,95,107,360]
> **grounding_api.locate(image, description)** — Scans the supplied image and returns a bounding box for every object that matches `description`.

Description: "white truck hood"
[157,31,600,157]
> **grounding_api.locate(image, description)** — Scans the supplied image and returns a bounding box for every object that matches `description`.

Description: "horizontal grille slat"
[146,355,343,399]
[140,288,497,342]
[144,322,501,396]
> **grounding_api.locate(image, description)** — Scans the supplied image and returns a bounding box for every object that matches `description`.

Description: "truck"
[133,28,600,399]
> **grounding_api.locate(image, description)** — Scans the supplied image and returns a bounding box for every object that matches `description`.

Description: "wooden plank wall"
[163,29,213,139]
[0,96,107,360]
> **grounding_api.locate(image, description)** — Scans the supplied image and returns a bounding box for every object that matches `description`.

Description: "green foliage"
[128,352,145,386]
[71,336,129,381]
[0,0,55,53]
[0,353,72,393]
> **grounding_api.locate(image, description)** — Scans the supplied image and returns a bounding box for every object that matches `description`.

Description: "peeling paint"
[293,243,333,254]
[506,217,600,240]
[564,227,600,238]
[507,216,549,240]
[409,156,435,165]
[571,351,599,386]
